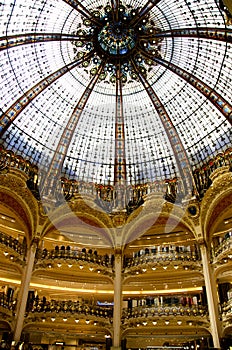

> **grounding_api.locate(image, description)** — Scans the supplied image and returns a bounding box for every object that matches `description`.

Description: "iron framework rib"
[63,0,101,26]
[114,64,127,185]
[0,33,92,51]
[0,51,94,137]
[41,62,105,195]
[152,56,232,126]
[131,58,195,197]
[130,0,162,27]
[152,27,232,43]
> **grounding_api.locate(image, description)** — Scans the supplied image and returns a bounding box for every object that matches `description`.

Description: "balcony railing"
[213,236,232,258]
[35,247,114,268]
[121,304,209,329]
[124,249,201,269]
[0,231,26,255]
[27,297,113,319]
[1,146,231,211]
[192,148,232,198]
[122,304,208,320]
[222,298,232,324]
[0,292,17,313]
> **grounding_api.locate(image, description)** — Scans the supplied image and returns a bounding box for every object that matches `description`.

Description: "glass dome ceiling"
[0,0,232,190]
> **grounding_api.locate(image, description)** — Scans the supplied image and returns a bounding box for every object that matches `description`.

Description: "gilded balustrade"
[1,145,231,209]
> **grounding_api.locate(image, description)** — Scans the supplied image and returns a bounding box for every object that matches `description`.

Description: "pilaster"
[113,251,122,349]
[200,241,222,349]
[13,238,38,341]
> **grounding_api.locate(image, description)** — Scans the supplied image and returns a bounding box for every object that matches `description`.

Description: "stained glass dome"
[0,0,231,196]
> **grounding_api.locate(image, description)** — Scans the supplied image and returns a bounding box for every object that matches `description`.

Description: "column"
[112,252,122,349]
[13,239,37,342]
[200,243,222,349]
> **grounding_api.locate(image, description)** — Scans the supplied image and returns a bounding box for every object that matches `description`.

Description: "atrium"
[0,0,232,349]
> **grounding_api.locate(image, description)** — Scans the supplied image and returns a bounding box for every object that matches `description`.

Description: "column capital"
[115,248,122,255]
[197,238,207,247]
[30,235,40,251]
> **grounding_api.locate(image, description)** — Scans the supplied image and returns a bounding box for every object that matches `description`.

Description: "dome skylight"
[0,0,231,195]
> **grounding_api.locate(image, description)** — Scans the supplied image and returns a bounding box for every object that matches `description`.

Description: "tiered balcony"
[0,230,26,266]
[121,303,209,329]
[212,234,232,266]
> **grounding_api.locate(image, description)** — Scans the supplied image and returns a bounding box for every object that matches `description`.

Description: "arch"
[0,320,12,332]
[122,195,197,246]
[0,171,40,244]
[200,171,232,243]
[40,197,116,248]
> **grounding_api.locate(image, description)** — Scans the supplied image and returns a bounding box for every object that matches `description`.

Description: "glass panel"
[0,0,231,186]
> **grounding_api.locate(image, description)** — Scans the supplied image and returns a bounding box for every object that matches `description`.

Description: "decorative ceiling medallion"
[71,3,163,85]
